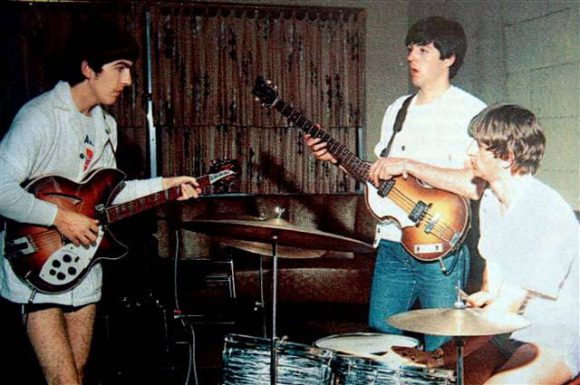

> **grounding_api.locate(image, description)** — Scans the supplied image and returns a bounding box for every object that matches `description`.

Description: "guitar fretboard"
[105,174,215,223]
[275,100,371,184]
[106,186,182,223]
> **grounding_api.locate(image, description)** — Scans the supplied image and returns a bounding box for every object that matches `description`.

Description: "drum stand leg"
[269,235,279,385]
[454,336,465,385]
[258,256,268,338]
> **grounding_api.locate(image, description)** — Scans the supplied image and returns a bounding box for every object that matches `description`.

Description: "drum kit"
[184,209,531,385]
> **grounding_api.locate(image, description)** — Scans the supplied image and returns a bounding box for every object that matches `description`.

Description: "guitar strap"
[380,93,415,157]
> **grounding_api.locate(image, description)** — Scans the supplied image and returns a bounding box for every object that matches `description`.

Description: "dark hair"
[61,19,139,85]
[468,104,546,175]
[405,16,466,79]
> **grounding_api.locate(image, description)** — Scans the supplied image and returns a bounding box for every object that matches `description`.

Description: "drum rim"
[314,332,420,347]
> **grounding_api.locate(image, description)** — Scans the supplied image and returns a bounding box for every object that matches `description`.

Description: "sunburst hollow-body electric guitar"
[252,76,470,262]
[4,159,240,293]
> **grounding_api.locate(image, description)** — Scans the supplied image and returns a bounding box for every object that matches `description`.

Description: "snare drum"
[314,332,421,357]
[222,333,334,385]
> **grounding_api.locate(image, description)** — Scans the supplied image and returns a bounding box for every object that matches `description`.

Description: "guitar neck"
[274,99,370,183]
[105,174,215,223]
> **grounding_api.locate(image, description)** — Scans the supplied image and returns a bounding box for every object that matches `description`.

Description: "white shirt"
[0,81,163,305]
[374,86,486,243]
[479,175,579,374]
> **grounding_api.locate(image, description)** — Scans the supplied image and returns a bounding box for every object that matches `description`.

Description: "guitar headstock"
[207,159,241,193]
[252,75,279,109]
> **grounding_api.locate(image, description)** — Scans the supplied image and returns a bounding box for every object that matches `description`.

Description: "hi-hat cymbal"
[182,218,374,254]
[388,307,531,337]
[218,238,326,259]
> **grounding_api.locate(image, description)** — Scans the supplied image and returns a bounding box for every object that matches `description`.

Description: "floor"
[84,299,369,385]
[0,255,370,385]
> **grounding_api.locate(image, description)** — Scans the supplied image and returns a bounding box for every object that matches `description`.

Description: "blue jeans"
[368,239,470,351]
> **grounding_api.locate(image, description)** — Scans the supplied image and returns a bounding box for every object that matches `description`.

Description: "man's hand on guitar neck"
[54,208,99,247]
[162,176,202,200]
[303,132,339,165]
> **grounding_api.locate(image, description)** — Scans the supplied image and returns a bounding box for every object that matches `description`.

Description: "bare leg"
[484,343,573,385]
[64,304,97,384]
[25,304,96,385]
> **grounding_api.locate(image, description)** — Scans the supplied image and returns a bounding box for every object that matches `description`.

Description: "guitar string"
[331,144,460,239]
[22,173,226,249]
[381,181,459,237]
[23,230,62,249]
[283,108,460,248]
[310,121,458,241]
[385,187,456,243]
[107,185,182,222]
[338,153,458,244]
[390,191,457,242]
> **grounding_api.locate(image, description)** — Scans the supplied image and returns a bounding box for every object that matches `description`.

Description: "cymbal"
[387,307,531,337]
[218,238,325,259]
[183,218,374,254]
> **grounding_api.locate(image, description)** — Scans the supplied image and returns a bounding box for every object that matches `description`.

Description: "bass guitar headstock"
[252,75,279,109]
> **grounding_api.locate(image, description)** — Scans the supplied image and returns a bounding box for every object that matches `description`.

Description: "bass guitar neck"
[252,75,470,261]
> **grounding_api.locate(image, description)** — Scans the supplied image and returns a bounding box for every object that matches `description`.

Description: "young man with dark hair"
[392,104,578,385]
[305,16,486,351]
[0,20,201,385]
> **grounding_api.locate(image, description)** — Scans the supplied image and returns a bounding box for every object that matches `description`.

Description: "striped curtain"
[150,4,365,193]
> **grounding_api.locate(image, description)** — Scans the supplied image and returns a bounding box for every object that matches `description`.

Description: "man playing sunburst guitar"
[305,16,486,351]
[0,19,201,385]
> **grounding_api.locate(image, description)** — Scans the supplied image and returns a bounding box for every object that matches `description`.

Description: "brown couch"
[153,193,379,341]
[152,193,484,343]
[156,193,378,302]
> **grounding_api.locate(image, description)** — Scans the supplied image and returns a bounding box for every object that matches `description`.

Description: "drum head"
[314,332,420,356]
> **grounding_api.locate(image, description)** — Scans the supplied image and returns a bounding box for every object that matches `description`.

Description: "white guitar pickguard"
[365,181,417,228]
[38,227,105,287]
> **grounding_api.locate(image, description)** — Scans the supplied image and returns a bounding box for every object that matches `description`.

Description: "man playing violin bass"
[305,16,487,352]
[0,19,201,385]
[391,105,579,385]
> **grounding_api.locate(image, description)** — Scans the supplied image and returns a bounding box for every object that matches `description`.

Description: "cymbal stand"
[453,285,466,385]
[269,234,279,385]
[257,256,268,338]
[454,336,465,385]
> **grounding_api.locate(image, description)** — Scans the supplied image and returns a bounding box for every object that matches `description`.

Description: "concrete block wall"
[409,0,579,209]
[503,2,579,208]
